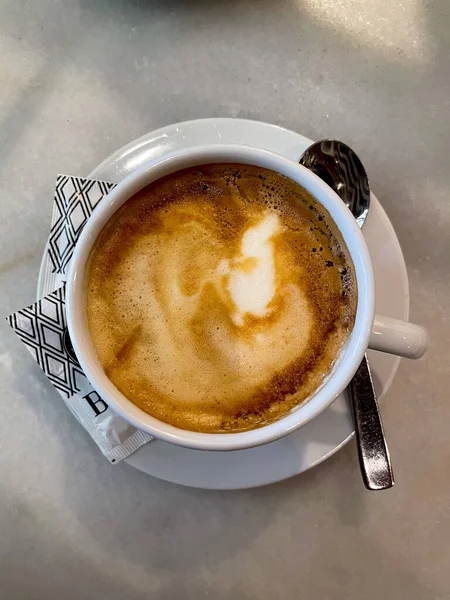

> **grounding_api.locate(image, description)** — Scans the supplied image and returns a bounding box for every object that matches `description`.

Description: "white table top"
[0,1,448,598]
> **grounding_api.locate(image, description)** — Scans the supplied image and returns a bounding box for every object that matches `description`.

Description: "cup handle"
[368,314,428,359]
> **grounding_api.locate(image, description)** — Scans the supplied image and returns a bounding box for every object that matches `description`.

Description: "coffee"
[86,164,357,433]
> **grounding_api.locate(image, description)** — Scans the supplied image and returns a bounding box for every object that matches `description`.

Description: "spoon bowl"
[300,140,370,228]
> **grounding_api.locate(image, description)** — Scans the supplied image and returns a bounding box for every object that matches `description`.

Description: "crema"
[86,164,356,433]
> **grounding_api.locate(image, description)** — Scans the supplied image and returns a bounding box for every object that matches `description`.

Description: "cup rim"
[66,144,374,451]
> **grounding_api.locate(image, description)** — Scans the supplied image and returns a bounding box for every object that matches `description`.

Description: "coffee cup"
[66,145,428,451]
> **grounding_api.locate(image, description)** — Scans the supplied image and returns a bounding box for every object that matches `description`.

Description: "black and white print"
[48,175,116,275]
[7,175,152,463]
[7,285,88,399]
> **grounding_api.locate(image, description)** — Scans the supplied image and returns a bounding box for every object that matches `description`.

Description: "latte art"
[219,212,280,326]
[87,164,356,433]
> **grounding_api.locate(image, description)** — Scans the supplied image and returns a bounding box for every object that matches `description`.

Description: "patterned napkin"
[7,175,153,463]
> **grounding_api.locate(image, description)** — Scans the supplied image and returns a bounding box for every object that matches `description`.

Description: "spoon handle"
[350,355,395,490]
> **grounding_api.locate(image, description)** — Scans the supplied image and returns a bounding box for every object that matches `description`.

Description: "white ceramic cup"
[66,144,428,451]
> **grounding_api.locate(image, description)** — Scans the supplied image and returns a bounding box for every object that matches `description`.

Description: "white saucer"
[38,118,409,490]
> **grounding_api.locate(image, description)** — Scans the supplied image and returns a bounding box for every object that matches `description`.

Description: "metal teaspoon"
[299,140,394,490]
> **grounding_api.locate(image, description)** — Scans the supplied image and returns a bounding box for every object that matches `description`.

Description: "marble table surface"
[1,1,448,598]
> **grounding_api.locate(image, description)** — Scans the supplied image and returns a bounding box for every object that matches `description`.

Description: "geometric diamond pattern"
[47,175,116,275]
[41,324,63,352]
[6,285,88,399]
[68,200,88,234]
[39,297,60,324]
[46,354,67,380]
[14,312,35,338]
[7,174,153,464]
[55,227,70,256]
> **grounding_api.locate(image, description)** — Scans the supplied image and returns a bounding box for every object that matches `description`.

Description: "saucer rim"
[37,117,408,489]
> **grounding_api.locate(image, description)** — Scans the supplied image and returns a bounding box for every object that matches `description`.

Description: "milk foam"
[87,164,356,433]
[219,212,279,326]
